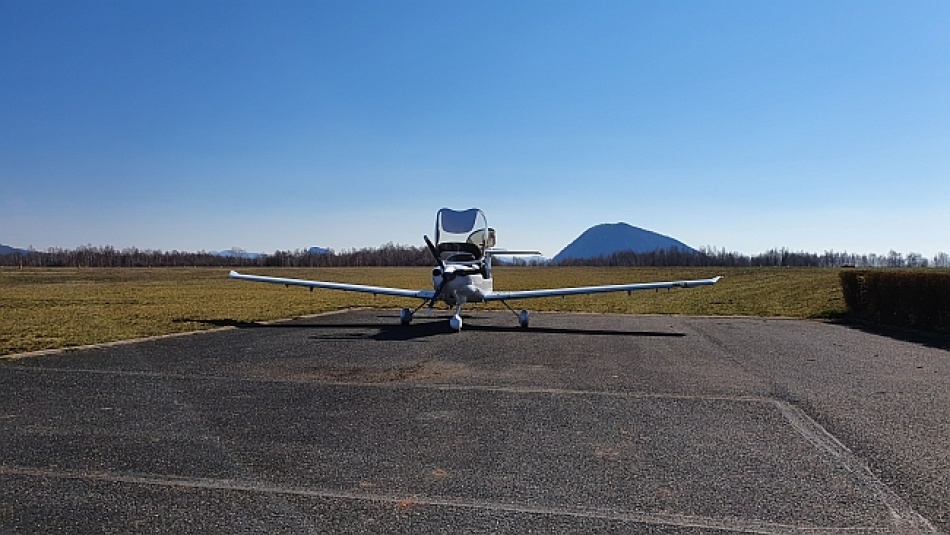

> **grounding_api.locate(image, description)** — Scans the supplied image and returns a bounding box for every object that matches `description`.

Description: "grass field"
[0,266,846,356]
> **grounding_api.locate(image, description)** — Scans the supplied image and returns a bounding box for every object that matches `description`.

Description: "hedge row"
[840,270,950,332]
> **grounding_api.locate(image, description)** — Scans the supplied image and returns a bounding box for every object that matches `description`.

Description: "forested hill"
[0,244,28,255]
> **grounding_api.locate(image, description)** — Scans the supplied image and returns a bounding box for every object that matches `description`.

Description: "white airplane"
[229,208,721,331]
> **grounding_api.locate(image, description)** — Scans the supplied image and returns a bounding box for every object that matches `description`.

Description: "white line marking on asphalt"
[0,464,892,534]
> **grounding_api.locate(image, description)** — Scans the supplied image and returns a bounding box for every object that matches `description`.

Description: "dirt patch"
[230,361,473,384]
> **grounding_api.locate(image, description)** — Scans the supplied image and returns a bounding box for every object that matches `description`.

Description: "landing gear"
[500,300,531,329]
[399,308,413,325]
[450,299,465,331]
[518,309,530,329]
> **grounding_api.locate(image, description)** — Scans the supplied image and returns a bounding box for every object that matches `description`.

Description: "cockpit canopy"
[435,208,495,262]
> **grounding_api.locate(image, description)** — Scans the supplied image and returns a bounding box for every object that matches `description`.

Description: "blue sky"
[2,1,948,258]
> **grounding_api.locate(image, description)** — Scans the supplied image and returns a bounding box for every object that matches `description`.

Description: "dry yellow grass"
[0,266,845,356]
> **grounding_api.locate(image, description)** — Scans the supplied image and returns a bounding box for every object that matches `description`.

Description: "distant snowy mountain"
[209,248,264,259]
[553,223,695,262]
[208,246,329,258]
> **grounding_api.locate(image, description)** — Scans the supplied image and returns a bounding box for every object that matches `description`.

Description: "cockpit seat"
[437,242,482,261]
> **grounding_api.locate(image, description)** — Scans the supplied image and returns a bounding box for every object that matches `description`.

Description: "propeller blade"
[430,278,448,308]
[424,235,445,270]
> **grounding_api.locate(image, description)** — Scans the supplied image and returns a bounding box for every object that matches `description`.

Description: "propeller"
[425,235,450,307]
[424,235,445,268]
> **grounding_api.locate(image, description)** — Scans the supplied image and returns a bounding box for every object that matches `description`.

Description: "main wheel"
[518,310,530,328]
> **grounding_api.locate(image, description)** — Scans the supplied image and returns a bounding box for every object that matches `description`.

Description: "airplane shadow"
[459,323,685,337]
[177,315,686,342]
[176,316,454,341]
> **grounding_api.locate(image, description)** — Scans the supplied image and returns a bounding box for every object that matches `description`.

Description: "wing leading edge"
[484,276,722,301]
[228,271,434,300]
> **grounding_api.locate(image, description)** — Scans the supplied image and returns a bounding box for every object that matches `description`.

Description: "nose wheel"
[448,296,466,331]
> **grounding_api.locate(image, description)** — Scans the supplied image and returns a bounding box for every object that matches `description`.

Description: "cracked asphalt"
[1,310,947,534]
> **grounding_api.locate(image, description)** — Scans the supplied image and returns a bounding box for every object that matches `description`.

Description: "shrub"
[840,270,950,332]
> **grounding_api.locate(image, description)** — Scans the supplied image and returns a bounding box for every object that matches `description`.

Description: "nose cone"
[439,267,456,281]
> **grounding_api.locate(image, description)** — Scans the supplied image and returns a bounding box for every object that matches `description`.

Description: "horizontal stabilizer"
[485,248,543,256]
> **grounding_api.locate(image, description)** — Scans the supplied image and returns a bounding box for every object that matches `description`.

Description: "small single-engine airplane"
[230,208,721,331]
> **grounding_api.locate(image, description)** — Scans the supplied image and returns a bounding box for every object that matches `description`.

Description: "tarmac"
[1,309,947,534]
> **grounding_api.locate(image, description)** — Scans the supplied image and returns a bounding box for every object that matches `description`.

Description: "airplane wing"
[229,271,434,300]
[483,276,722,301]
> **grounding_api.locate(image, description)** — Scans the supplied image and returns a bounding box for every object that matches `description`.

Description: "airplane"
[229,208,721,331]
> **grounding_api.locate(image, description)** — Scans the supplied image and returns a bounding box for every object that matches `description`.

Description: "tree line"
[553,247,950,268]
[2,244,948,268]
[0,243,432,268]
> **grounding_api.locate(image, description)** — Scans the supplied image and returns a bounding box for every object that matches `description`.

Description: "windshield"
[435,208,489,260]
